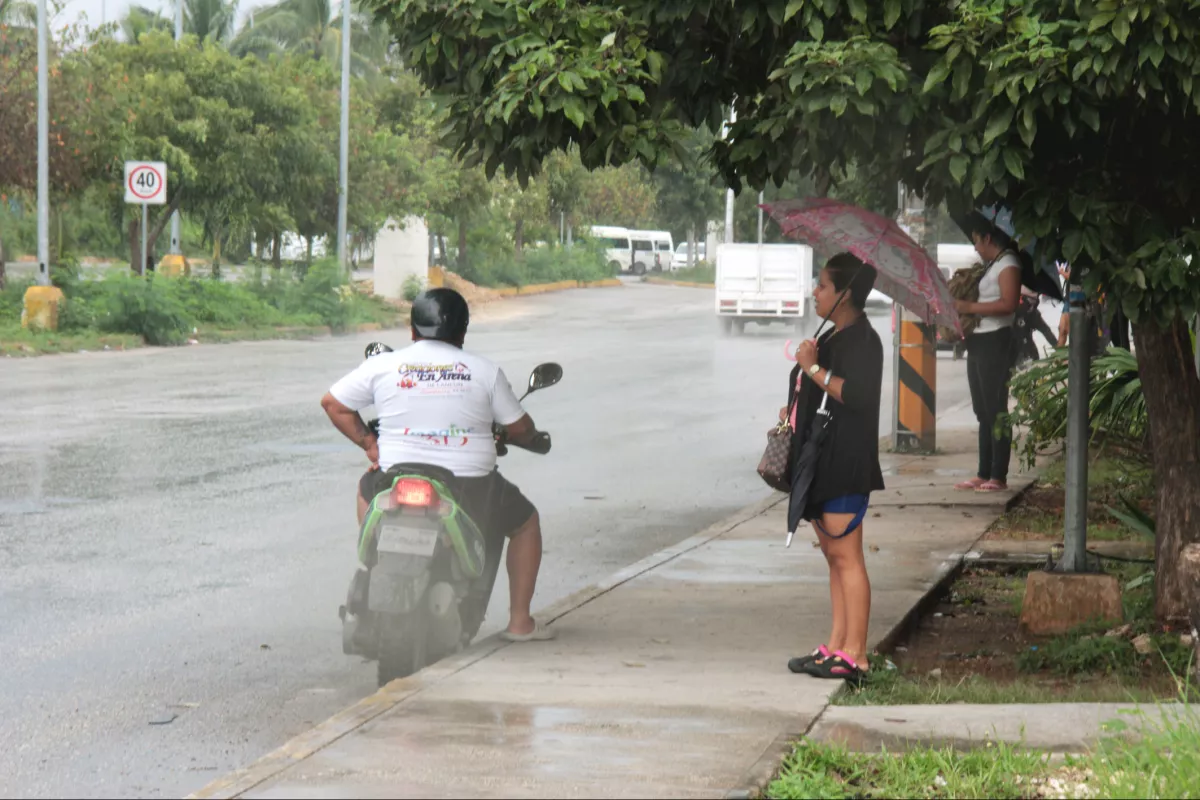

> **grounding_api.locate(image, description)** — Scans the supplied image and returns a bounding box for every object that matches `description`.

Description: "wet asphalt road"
[0,283,971,798]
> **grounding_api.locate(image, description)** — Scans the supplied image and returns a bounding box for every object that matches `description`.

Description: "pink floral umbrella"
[761,198,961,333]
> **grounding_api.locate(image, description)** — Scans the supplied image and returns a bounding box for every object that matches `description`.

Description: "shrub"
[96,273,194,346]
[298,259,357,332]
[460,241,612,288]
[168,276,284,329]
[402,274,424,302]
[1007,346,1149,469]
[0,277,33,325]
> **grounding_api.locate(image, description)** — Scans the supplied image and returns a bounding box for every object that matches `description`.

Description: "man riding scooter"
[320,288,555,642]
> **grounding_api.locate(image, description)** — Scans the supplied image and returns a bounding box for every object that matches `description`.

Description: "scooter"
[339,341,562,686]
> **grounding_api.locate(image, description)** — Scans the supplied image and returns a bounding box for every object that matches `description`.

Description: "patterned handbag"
[757,392,800,492]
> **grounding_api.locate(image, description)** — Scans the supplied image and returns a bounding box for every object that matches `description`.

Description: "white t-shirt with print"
[329,340,526,477]
[975,252,1022,334]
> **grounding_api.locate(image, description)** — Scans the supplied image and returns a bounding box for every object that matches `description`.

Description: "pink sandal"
[976,480,1009,492]
[954,477,985,491]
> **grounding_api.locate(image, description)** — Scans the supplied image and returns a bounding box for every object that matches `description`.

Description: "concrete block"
[22,285,65,332]
[1019,571,1122,635]
[157,252,189,277]
[374,216,430,299]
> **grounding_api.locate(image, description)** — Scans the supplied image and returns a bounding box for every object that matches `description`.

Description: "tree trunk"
[688,224,697,268]
[457,217,468,271]
[272,232,282,269]
[1181,544,1200,686]
[212,226,223,280]
[305,236,314,265]
[814,167,833,198]
[0,232,7,290]
[514,218,524,260]
[1131,316,1200,623]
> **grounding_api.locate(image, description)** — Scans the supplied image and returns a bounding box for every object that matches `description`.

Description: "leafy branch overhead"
[372,0,1200,624]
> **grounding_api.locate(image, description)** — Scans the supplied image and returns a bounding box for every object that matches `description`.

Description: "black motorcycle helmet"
[411,287,470,343]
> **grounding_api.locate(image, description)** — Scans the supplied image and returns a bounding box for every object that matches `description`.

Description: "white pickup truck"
[715,243,814,335]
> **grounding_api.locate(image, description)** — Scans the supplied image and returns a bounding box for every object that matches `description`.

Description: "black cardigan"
[787,315,886,519]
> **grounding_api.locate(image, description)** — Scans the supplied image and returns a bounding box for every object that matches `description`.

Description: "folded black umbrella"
[786,393,834,545]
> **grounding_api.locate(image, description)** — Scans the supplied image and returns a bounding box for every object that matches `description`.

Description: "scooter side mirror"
[364,341,394,359]
[526,363,563,395]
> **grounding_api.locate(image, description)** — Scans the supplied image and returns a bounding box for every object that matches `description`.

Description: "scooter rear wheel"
[377,611,428,687]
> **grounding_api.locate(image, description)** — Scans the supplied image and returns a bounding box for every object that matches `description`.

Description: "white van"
[675,241,706,267]
[635,230,676,270]
[716,243,813,334]
[589,225,634,273]
[937,243,979,280]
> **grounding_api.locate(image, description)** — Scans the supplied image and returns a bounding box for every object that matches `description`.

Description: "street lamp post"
[36,0,49,286]
[169,0,183,255]
[336,0,351,272]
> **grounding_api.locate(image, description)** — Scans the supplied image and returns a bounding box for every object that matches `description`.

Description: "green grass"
[988,505,1144,542]
[660,263,714,284]
[834,669,1183,706]
[769,704,1200,799]
[988,452,1156,543]
[768,738,1052,799]
[1,262,404,353]
[1039,455,1154,507]
[0,323,143,356]
[1089,704,1200,798]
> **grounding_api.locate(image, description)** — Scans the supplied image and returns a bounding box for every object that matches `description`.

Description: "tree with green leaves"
[379,0,1200,622]
[654,131,724,265]
[181,0,239,44]
[120,4,172,42]
[232,0,390,82]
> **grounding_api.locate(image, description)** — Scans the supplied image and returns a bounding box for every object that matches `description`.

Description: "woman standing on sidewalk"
[785,253,885,686]
[954,213,1022,493]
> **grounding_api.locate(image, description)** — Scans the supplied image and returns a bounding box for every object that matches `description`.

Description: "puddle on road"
[882,466,972,477]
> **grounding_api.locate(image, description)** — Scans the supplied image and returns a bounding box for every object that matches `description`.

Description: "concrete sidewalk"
[191,430,1034,800]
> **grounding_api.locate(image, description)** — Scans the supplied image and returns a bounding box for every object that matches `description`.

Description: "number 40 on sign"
[124,161,168,205]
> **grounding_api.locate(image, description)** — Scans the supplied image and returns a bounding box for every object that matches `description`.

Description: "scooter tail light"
[391,478,435,508]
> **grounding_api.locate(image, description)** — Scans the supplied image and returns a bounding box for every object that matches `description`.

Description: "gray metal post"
[723,106,735,244]
[1194,313,1199,377]
[757,191,764,245]
[169,0,183,254]
[336,0,351,272]
[140,204,148,276]
[36,0,49,285]
[1058,280,1090,571]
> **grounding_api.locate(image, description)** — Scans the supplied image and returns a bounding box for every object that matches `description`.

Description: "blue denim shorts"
[814,494,870,539]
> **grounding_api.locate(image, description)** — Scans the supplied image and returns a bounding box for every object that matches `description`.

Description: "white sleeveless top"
[975,252,1021,334]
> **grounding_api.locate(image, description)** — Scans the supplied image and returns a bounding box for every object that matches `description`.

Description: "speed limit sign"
[124,161,168,205]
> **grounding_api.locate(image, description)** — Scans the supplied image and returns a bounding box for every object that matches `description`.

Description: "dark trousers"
[967,327,1015,483]
[1030,310,1057,350]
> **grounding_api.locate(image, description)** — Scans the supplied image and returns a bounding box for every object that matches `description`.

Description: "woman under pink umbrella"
[781,252,885,686]
[761,198,960,687]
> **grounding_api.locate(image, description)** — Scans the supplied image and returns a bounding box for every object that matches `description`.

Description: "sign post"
[124,161,168,275]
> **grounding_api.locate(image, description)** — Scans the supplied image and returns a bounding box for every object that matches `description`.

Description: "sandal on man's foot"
[788,644,831,674]
[954,477,985,491]
[501,620,556,642]
[975,480,1009,493]
[803,650,870,687]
